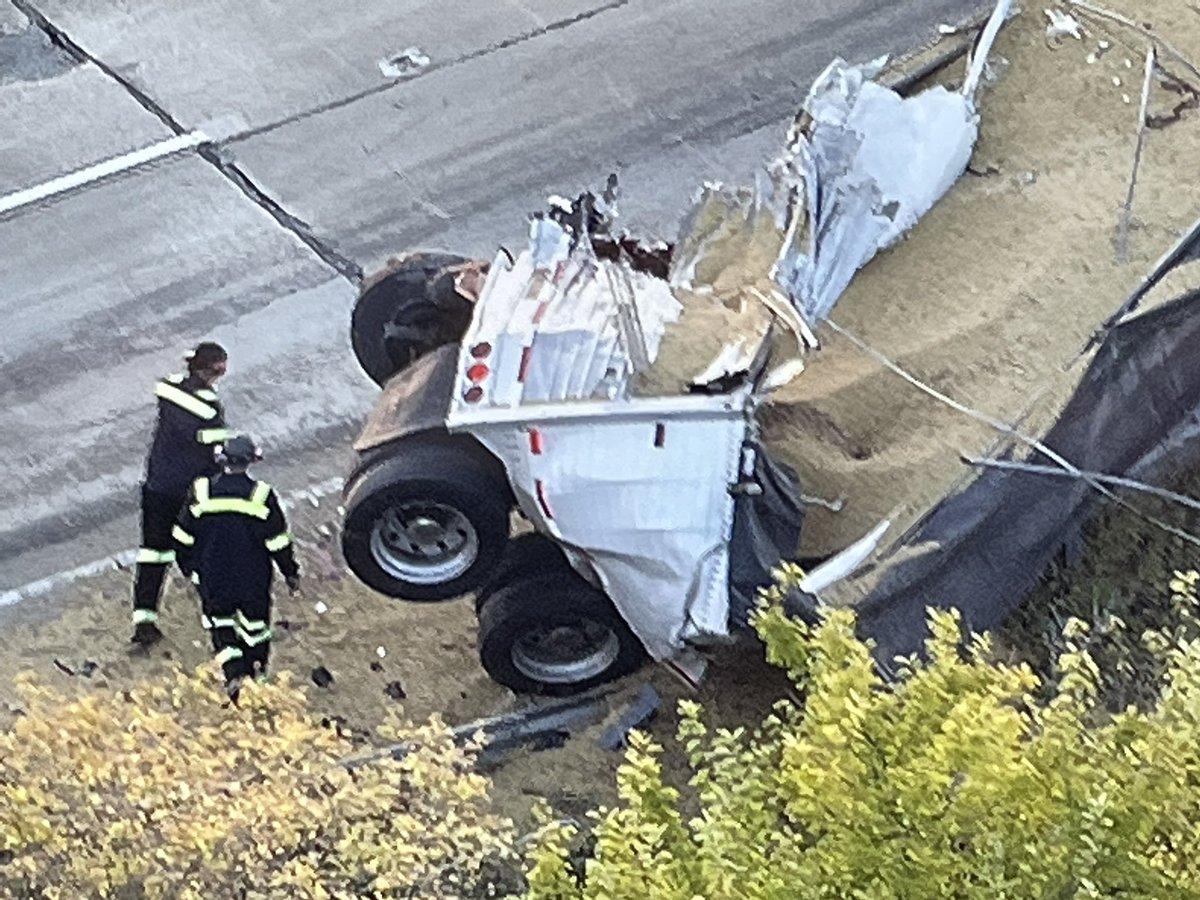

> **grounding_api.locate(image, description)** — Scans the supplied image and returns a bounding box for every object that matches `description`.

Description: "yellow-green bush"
[0,668,513,899]
[527,573,1200,899]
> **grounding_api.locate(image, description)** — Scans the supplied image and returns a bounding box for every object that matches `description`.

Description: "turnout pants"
[132,486,186,624]
[202,592,273,684]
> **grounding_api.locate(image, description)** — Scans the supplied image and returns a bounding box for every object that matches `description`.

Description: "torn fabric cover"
[770,60,979,323]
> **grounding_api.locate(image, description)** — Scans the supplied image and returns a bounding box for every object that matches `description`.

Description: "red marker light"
[470,342,492,358]
[467,363,489,383]
[463,386,483,403]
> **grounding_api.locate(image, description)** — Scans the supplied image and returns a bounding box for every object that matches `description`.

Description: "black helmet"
[216,434,262,467]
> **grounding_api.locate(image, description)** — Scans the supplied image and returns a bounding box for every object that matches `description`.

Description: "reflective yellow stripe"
[191,498,270,519]
[132,609,158,624]
[235,610,267,632]
[237,627,273,647]
[195,388,219,402]
[197,428,234,445]
[136,548,175,564]
[155,382,217,420]
[250,481,271,506]
[215,646,243,665]
[201,615,237,630]
[265,532,292,552]
[171,525,195,546]
[193,477,209,503]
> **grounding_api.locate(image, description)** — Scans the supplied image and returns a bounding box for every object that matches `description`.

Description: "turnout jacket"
[145,373,231,497]
[173,473,299,600]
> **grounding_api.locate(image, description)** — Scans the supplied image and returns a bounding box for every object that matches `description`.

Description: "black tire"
[341,442,511,601]
[478,573,647,695]
[475,533,571,613]
[352,252,475,386]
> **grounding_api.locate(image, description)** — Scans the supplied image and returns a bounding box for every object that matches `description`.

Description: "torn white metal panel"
[749,0,1010,325]
[770,63,980,323]
[463,398,748,661]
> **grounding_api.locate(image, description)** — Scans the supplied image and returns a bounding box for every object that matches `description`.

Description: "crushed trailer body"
[343,0,1200,690]
[433,1,1012,671]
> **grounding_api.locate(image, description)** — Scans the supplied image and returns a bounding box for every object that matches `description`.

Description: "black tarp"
[847,219,1200,664]
[728,442,806,629]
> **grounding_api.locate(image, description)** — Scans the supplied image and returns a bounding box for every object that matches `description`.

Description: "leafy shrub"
[0,668,514,899]
[527,573,1200,898]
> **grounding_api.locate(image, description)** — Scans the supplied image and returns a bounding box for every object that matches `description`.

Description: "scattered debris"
[370,660,384,672]
[79,661,97,678]
[311,666,334,688]
[375,646,386,659]
[314,600,329,615]
[1069,0,1200,89]
[52,659,74,677]
[378,47,430,80]
[384,680,406,701]
[937,23,958,34]
[598,685,663,751]
[1045,8,1084,44]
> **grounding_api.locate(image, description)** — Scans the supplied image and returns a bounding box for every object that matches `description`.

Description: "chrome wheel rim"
[511,619,621,684]
[369,501,478,585]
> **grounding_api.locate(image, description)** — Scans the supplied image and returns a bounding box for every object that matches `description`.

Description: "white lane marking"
[0,475,344,607]
[0,131,209,216]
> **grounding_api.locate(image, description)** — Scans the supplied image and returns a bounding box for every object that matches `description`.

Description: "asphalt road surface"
[0,0,982,599]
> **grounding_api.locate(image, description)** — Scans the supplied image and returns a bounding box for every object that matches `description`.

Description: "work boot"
[131,622,164,646]
[225,676,243,705]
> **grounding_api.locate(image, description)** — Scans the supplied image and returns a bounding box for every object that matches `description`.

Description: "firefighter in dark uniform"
[172,435,300,698]
[132,342,231,645]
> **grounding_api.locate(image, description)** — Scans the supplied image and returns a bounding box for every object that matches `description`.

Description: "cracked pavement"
[0,0,983,595]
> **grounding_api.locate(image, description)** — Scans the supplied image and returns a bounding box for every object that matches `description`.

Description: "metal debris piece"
[1045,8,1083,43]
[375,646,387,659]
[314,600,329,614]
[378,46,430,79]
[598,684,663,751]
[340,687,615,771]
[384,680,406,701]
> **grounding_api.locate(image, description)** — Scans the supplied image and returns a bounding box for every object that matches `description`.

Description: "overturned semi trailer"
[341,0,1200,688]
[339,2,1058,693]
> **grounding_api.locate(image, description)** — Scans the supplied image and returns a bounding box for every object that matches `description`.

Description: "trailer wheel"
[478,574,646,694]
[475,533,571,613]
[342,444,510,601]
[351,252,475,385]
